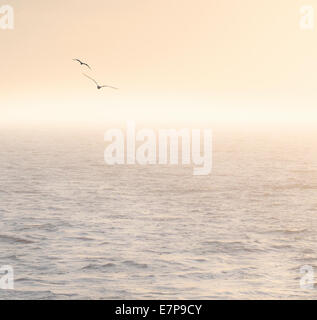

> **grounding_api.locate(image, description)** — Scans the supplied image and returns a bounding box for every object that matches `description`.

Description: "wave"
[81,263,116,270]
[198,240,263,254]
[270,184,317,191]
[259,229,308,235]
[0,234,35,244]
[122,260,148,269]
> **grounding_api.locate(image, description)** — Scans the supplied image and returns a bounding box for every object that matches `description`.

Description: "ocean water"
[0,126,317,299]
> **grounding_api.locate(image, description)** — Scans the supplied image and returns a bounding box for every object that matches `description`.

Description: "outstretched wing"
[100,85,118,90]
[82,63,91,70]
[74,59,91,69]
[83,73,99,86]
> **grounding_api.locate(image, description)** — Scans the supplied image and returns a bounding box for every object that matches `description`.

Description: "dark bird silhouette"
[73,59,91,69]
[83,73,118,90]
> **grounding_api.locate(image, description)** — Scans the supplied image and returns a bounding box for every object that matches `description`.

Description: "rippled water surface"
[1,127,317,299]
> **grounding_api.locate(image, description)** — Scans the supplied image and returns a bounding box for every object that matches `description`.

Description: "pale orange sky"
[1,0,317,126]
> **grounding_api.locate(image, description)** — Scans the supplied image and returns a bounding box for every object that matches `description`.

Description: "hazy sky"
[1,0,317,126]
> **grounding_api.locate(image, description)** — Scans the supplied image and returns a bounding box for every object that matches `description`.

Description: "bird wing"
[82,63,91,69]
[83,73,99,86]
[100,85,118,90]
[73,59,82,64]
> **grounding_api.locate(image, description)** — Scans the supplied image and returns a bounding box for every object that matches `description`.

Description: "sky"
[1,0,317,127]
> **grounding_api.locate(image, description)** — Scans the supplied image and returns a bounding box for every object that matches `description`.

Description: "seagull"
[73,59,91,69]
[83,74,118,90]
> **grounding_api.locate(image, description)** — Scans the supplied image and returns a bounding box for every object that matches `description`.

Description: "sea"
[0,125,317,299]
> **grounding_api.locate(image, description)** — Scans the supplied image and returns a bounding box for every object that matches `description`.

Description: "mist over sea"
[0,126,317,299]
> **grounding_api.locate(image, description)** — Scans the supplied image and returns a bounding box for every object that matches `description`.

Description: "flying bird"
[83,73,118,90]
[73,59,91,69]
